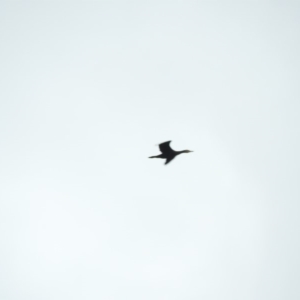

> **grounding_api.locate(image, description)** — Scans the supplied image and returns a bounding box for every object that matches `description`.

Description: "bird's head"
[183,150,193,153]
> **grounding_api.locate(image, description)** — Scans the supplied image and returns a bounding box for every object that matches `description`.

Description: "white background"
[1,2,299,299]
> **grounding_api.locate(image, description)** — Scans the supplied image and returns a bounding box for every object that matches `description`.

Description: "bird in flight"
[149,141,193,165]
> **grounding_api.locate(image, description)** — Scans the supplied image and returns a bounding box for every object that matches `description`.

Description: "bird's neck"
[177,150,188,154]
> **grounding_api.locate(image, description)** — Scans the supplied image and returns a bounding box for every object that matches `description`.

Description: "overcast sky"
[1,1,300,300]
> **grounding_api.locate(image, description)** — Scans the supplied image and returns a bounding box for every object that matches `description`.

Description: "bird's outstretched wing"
[159,141,173,154]
[165,156,175,165]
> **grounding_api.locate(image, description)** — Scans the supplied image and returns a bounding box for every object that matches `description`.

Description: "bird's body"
[149,141,193,165]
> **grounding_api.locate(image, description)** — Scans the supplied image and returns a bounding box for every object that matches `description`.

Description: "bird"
[149,141,193,165]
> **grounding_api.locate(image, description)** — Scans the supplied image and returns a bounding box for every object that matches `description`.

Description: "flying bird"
[149,141,193,165]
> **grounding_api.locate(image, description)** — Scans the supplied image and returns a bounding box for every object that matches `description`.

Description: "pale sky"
[1,2,300,300]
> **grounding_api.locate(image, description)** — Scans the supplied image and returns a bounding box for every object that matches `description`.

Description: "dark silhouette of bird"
[149,141,193,165]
